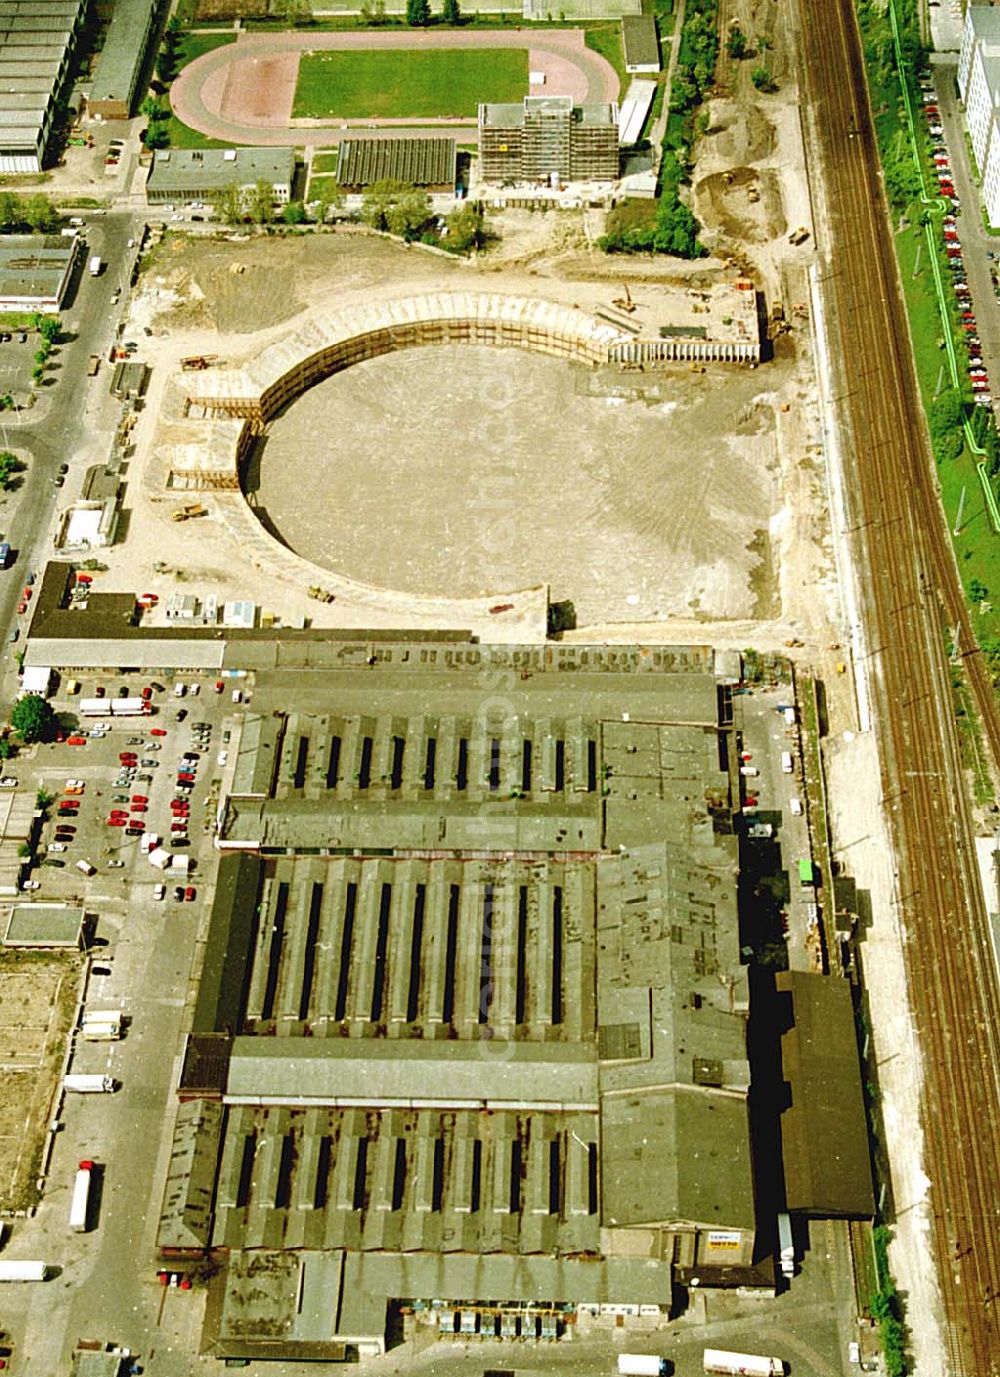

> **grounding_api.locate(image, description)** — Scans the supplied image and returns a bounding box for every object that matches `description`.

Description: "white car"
[217,749,228,767]
[21,880,40,891]
[231,688,242,703]
[153,883,166,901]
[108,859,125,869]
[173,682,186,697]
[47,842,67,853]
[0,776,16,788]
[189,683,200,696]
[65,779,85,790]
[848,1342,860,1365]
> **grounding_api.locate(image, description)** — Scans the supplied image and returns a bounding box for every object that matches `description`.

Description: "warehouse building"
[478,96,620,186]
[87,0,156,119]
[0,0,87,172]
[154,648,773,1360]
[621,15,660,73]
[146,146,295,209]
[334,137,457,194]
[0,232,79,310]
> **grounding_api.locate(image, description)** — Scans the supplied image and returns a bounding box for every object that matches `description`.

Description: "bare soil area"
[0,954,78,1211]
[250,344,784,624]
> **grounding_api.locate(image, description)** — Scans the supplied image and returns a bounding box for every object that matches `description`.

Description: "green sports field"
[292,49,527,120]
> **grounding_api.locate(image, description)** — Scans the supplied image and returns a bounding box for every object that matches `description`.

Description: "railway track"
[795,1,1000,1372]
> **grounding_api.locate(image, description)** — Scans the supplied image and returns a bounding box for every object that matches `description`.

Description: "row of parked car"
[923,85,992,406]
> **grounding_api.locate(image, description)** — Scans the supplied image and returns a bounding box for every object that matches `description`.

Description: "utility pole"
[954,484,967,535]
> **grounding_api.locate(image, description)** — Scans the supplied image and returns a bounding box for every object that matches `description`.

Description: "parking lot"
[23,675,237,908]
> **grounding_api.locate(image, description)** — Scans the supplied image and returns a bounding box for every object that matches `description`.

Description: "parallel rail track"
[796,1,1000,1371]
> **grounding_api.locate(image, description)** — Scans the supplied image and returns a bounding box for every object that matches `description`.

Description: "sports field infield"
[292,48,527,119]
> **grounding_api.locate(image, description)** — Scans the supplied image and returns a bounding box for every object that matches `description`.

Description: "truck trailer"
[63,1074,115,1093]
[0,1260,48,1281]
[777,1211,795,1278]
[704,1350,784,1376]
[618,1356,669,1376]
[69,1160,94,1233]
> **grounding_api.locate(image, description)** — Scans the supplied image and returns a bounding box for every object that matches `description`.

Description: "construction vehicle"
[611,284,636,313]
[307,586,336,603]
[87,354,100,376]
[788,225,811,246]
[171,503,207,523]
[180,354,218,371]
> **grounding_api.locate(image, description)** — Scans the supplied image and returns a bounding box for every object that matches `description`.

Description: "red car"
[171,823,188,834]
[131,794,148,804]
[21,587,30,601]
[55,824,77,834]
[214,680,224,693]
[67,736,87,746]
[150,727,167,737]
[177,773,195,785]
[16,602,26,614]
[141,686,152,701]
[59,799,80,809]
[107,817,127,827]
[184,887,196,902]
[131,804,148,814]
[94,684,105,697]
[119,752,137,763]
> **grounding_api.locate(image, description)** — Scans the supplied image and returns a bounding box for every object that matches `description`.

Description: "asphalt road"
[0,211,144,690]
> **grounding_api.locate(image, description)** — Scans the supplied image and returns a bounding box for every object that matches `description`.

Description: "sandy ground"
[251,343,782,624]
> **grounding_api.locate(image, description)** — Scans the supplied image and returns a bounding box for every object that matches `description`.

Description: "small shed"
[19,665,52,698]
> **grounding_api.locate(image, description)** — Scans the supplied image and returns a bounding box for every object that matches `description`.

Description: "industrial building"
[621,15,660,73]
[87,0,156,119]
[959,6,1000,226]
[145,146,295,209]
[0,0,87,173]
[0,232,78,310]
[478,97,620,186]
[333,137,457,194]
[154,646,767,1361]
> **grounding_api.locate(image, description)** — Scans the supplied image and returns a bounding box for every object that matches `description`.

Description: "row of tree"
[0,193,61,235]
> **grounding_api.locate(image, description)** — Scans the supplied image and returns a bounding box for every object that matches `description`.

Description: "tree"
[215,183,244,226]
[145,121,170,150]
[969,577,989,603]
[140,95,165,121]
[0,737,13,760]
[38,316,60,345]
[0,451,25,490]
[250,181,275,225]
[359,0,387,23]
[442,0,462,23]
[11,695,52,743]
[751,66,775,91]
[727,24,748,59]
[282,200,306,225]
[22,194,57,233]
[406,0,431,24]
[312,179,345,222]
[361,179,431,239]
[444,201,485,250]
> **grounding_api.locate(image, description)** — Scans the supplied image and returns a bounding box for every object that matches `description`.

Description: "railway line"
[795,0,1000,1372]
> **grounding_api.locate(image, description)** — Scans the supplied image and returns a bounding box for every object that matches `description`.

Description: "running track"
[170,30,621,147]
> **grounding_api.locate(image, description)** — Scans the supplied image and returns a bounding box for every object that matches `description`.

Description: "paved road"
[931,59,1000,420]
[170,30,620,148]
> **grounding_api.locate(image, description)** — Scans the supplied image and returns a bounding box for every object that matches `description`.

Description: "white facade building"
[959,6,1000,226]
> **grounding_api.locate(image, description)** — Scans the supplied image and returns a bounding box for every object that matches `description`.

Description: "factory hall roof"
[335,136,457,190]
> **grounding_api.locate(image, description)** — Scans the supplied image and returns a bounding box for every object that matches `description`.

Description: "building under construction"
[478,96,620,186]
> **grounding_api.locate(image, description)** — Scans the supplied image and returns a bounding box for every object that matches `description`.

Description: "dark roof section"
[621,15,660,69]
[335,137,457,189]
[775,970,875,1218]
[191,853,262,1035]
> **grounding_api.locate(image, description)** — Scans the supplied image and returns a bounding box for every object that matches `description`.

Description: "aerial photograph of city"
[0,0,997,1374]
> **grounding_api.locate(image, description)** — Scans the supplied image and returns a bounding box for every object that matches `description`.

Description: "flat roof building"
[156,646,771,1360]
[479,96,620,186]
[959,6,1000,226]
[0,0,86,172]
[334,136,457,193]
[3,902,84,947]
[146,147,296,207]
[87,0,156,120]
[621,15,660,73]
[0,232,78,310]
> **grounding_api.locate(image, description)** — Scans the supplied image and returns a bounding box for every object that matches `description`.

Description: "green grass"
[175,32,236,69]
[310,151,339,174]
[292,48,526,120]
[584,22,626,89]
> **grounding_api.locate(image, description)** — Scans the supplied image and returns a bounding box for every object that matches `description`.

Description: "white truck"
[704,1350,784,1377]
[69,1159,94,1232]
[63,1074,115,1093]
[777,1211,795,1278]
[618,1356,669,1376]
[88,255,102,276]
[0,1260,48,1281]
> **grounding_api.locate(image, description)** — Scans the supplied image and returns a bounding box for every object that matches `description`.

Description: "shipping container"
[63,1074,115,1093]
[0,1260,48,1281]
[618,1356,668,1376]
[704,1350,784,1377]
